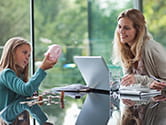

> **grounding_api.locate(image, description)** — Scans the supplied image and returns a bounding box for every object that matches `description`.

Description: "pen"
[150,102,159,108]
[150,75,161,82]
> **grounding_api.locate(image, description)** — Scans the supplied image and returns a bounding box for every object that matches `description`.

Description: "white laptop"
[51,56,110,94]
[73,56,110,91]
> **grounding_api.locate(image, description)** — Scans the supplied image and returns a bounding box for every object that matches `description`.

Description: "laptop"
[51,56,110,95]
[73,56,110,91]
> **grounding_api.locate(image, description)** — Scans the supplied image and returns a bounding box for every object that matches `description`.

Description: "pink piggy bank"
[45,44,62,61]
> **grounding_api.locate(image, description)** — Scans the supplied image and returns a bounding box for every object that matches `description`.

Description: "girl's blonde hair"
[112,9,151,69]
[0,37,31,82]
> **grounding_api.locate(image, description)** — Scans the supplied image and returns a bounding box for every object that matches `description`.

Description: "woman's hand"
[121,74,136,86]
[122,99,136,107]
[149,81,166,91]
[39,53,57,70]
[152,95,166,102]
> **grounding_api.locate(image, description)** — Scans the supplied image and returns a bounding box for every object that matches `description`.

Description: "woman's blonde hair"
[0,37,31,82]
[120,106,141,125]
[112,9,151,69]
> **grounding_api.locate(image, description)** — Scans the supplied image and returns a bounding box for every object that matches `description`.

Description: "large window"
[143,0,166,47]
[33,0,132,124]
[0,0,30,52]
[33,0,88,90]
[30,0,134,94]
[88,0,132,63]
[1,1,166,90]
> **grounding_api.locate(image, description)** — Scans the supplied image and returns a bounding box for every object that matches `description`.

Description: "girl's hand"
[149,81,166,91]
[121,74,136,86]
[39,53,57,70]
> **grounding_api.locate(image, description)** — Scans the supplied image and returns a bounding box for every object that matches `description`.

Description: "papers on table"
[50,84,89,98]
[119,85,161,96]
[51,84,90,92]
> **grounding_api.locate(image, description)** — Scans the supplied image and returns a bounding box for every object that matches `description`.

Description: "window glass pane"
[88,0,132,79]
[34,0,88,89]
[89,0,132,63]
[34,1,88,124]
[34,0,133,124]
[0,0,30,78]
[34,0,133,89]
[0,0,30,55]
[143,1,166,47]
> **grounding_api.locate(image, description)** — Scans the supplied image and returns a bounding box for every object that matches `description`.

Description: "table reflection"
[142,94,166,125]
[110,92,166,125]
[0,97,50,125]
[76,92,110,125]
[1,90,166,125]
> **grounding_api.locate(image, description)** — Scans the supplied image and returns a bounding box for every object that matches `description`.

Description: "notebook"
[119,85,161,96]
[120,94,155,101]
[73,56,110,91]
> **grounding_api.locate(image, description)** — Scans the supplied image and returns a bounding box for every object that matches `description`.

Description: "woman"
[112,8,166,90]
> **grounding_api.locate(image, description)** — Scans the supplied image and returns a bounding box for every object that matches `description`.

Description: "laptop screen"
[74,56,110,91]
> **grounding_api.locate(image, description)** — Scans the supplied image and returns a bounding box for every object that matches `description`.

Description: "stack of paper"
[120,94,152,101]
[51,84,90,92]
[50,84,89,98]
[119,86,161,96]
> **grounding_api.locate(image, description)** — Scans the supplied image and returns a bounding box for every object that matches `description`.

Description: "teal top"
[0,97,48,125]
[0,68,46,111]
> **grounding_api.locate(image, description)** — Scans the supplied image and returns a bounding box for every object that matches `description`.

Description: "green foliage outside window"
[143,0,166,47]
[0,0,166,89]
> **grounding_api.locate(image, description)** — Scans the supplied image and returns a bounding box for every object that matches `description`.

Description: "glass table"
[1,90,166,125]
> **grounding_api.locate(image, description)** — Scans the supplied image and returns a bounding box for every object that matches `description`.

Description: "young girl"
[0,37,56,125]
